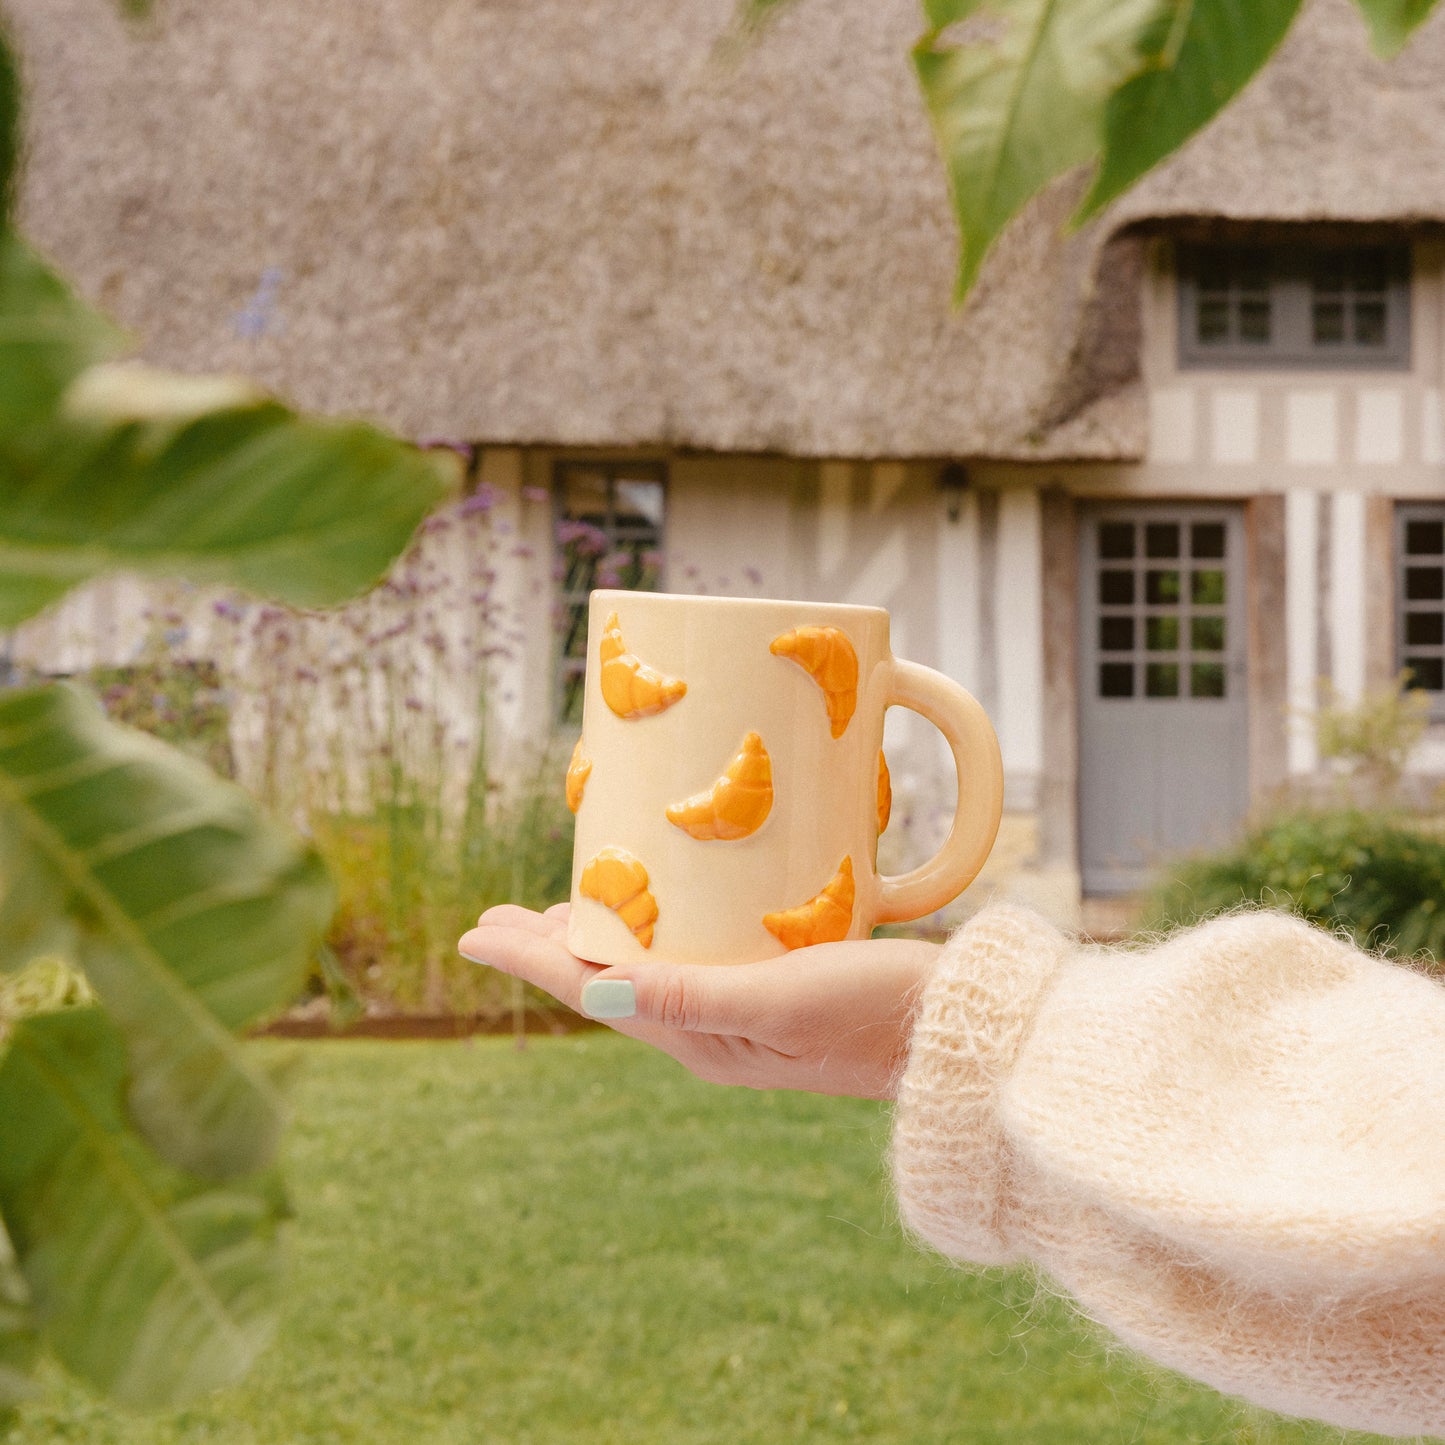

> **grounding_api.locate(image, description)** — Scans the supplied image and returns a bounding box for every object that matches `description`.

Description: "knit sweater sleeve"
[890,905,1445,1438]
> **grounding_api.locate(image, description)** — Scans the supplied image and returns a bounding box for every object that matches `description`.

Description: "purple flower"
[510,544,535,559]
[556,519,608,556]
[641,549,664,571]
[460,485,496,516]
[522,485,549,503]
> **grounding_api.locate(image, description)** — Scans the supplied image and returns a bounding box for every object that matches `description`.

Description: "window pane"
[1145,616,1179,651]
[1352,299,1387,346]
[1406,611,1444,647]
[1098,523,1135,559]
[1146,570,1181,604]
[1190,523,1226,559]
[1406,567,1445,602]
[615,479,665,527]
[1197,298,1229,343]
[1192,570,1226,605]
[1238,299,1271,343]
[1191,616,1226,652]
[1100,616,1134,652]
[1099,663,1134,698]
[1191,663,1226,698]
[1406,519,1445,555]
[1145,523,1180,559]
[1312,300,1345,345]
[1099,570,1135,605]
[1145,663,1180,697]
[1406,657,1445,691]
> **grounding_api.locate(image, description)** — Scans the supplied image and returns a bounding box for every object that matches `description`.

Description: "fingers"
[458,912,597,1012]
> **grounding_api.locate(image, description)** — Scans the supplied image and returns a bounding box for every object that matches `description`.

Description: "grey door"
[1079,505,1250,895]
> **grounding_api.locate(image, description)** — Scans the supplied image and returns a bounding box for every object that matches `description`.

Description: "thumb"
[580,958,770,1036]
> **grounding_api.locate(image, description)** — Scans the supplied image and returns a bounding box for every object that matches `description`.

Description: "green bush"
[1140,810,1445,969]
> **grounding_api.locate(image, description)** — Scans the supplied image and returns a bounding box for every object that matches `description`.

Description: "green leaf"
[1353,0,1440,56]
[1079,0,1304,219]
[0,1008,282,1407]
[0,234,127,435]
[0,684,335,1178]
[0,358,458,625]
[0,1218,39,1411]
[914,0,1174,299]
[0,29,19,227]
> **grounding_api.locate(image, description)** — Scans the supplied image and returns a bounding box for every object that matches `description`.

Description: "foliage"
[0,27,458,1419]
[1141,809,1445,966]
[744,0,1443,299]
[6,1038,1366,1445]
[1311,670,1430,799]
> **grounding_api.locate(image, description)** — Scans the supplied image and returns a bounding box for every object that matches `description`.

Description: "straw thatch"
[6,0,1443,462]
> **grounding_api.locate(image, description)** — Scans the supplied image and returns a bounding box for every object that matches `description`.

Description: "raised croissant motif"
[565,738,592,814]
[579,847,658,949]
[762,856,855,950]
[769,626,857,738]
[665,731,773,841]
[600,612,687,719]
[877,749,891,835]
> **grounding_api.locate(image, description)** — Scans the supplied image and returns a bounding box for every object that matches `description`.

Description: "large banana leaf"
[1079,0,1303,219]
[0,1007,283,1406]
[0,685,334,1178]
[914,0,1174,298]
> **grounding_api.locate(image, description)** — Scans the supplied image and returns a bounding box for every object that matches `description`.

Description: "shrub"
[1140,809,1445,969]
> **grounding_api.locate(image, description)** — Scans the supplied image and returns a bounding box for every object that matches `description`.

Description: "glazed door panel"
[1078,505,1250,895]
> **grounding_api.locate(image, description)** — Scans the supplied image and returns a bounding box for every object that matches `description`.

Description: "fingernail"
[458,948,489,966]
[581,978,635,1019]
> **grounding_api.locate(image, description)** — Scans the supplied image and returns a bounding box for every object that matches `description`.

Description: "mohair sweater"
[890,905,1445,1438]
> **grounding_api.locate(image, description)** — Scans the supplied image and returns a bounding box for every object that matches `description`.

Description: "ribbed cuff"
[890,904,1070,1266]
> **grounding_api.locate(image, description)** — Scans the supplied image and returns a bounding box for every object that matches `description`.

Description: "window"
[1178,243,1410,369]
[1398,503,1445,712]
[554,460,666,724]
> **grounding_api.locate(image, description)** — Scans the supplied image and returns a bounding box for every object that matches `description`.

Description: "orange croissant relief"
[665,731,773,841]
[762,856,855,950]
[769,626,858,738]
[579,847,658,949]
[565,739,592,814]
[877,749,891,835]
[600,612,687,719]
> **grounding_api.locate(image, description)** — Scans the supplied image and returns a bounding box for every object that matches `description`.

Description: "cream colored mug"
[564,590,1003,966]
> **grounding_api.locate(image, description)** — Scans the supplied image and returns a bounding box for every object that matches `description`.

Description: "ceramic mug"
[564,590,1003,966]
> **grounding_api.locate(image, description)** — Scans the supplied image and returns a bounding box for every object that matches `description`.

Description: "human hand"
[458,904,940,1100]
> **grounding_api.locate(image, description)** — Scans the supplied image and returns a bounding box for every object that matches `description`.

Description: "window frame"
[1396,501,1445,721]
[552,458,668,726]
[1177,242,1411,371]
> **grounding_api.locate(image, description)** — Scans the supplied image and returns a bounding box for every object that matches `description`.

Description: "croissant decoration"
[600,612,687,719]
[579,847,658,949]
[665,731,773,841]
[769,626,857,738]
[565,739,592,814]
[763,856,855,950]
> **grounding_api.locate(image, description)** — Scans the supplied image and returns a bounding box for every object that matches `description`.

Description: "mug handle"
[874,658,1004,926]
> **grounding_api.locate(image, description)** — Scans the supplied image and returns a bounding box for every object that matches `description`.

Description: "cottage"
[9,0,1445,922]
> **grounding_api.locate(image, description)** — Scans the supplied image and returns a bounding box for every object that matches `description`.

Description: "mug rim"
[590,587,889,620]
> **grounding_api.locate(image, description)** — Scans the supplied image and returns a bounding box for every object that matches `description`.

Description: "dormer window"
[1178,243,1410,369]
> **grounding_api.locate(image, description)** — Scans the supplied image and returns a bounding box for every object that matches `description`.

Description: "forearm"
[891,906,1445,1437]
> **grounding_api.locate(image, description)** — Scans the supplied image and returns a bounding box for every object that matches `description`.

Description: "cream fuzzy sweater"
[891,905,1445,1438]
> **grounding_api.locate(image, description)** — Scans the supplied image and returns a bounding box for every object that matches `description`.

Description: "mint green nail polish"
[581,978,635,1019]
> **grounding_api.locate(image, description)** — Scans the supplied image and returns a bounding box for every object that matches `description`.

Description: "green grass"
[7,1037,1396,1444]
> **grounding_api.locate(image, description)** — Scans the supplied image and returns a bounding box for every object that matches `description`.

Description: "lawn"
[8,1035,1394,1445]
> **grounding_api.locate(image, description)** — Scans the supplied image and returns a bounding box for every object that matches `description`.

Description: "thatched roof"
[6,0,1444,462]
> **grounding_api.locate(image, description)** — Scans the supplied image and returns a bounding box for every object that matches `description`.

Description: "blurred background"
[2,0,1443,1440]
